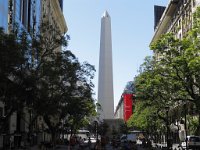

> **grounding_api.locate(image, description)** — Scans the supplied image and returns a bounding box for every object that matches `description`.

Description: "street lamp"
[184,103,188,150]
[165,106,169,150]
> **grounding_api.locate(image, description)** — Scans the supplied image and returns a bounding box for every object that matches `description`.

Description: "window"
[28,0,32,32]
[15,0,21,21]
[21,0,28,27]
[14,0,34,31]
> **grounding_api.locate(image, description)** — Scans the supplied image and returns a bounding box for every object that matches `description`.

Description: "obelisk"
[98,11,114,120]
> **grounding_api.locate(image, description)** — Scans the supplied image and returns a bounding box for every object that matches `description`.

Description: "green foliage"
[131,6,200,134]
[0,23,96,137]
[188,116,199,135]
[127,101,162,132]
[32,23,97,134]
[0,27,35,132]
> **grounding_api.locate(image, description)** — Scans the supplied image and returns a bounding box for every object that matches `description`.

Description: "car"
[181,135,200,149]
[120,133,137,143]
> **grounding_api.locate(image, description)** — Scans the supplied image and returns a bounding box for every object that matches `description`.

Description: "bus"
[76,129,90,140]
[120,130,145,143]
[129,130,146,139]
[64,129,90,140]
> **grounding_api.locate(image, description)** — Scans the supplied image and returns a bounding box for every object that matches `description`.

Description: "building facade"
[41,0,67,34]
[114,81,135,121]
[151,0,200,60]
[0,0,42,148]
[114,96,124,120]
[0,2,9,147]
[0,0,67,148]
[151,0,200,46]
[0,0,8,32]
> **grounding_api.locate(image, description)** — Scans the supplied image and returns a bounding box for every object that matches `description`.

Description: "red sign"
[123,94,133,121]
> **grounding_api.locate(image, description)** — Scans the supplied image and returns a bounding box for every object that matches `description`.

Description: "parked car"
[181,135,200,149]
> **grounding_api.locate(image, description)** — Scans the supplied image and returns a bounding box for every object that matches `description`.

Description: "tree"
[0,22,97,146]
[0,27,35,133]
[131,30,199,135]
[131,7,200,135]
[127,56,172,132]
[150,19,200,134]
[29,23,96,144]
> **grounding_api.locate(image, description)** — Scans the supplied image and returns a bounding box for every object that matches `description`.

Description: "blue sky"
[63,0,168,110]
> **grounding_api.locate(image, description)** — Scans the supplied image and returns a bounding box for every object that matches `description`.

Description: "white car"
[181,135,200,149]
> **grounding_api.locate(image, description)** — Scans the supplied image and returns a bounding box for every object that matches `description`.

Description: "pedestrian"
[142,138,146,148]
[10,135,14,149]
[101,136,106,149]
[132,142,138,150]
[70,136,76,149]
[88,137,92,149]
[94,139,101,150]
[147,139,152,148]
[112,138,117,148]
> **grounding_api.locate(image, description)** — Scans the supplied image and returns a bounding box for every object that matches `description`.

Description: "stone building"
[151,0,200,48]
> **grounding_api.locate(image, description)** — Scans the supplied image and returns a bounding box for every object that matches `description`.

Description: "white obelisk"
[98,11,114,120]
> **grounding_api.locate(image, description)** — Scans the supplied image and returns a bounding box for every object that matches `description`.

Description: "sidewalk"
[28,145,69,150]
[28,144,149,150]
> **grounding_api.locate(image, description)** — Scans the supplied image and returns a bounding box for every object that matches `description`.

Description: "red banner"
[123,94,133,121]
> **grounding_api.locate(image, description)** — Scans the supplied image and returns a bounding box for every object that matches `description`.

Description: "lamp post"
[165,106,169,150]
[184,103,188,150]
